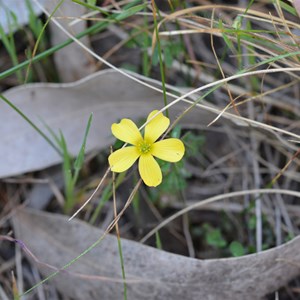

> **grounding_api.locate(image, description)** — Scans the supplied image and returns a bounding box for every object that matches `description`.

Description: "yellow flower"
[108,110,185,187]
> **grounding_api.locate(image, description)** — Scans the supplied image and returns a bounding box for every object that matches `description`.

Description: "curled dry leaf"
[0,69,288,179]
[1,70,174,178]
[13,208,300,300]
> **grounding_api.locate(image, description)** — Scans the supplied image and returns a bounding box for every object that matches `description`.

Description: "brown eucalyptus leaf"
[13,208,300,300]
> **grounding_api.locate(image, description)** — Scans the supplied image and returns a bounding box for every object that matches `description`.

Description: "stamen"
[138,140,152,154]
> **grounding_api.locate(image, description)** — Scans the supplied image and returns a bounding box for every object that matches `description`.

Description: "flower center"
[138,140,152,154]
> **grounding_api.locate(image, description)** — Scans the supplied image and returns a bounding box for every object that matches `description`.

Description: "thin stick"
[140,189,300,243]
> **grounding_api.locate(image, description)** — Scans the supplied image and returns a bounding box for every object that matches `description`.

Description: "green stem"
[117,236,127,300]
[151,0,168,117]
[112,172,127,300]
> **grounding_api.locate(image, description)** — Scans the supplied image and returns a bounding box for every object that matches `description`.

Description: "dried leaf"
[0,70,215,178]
[0,70,286,179]
[13,208,300,300]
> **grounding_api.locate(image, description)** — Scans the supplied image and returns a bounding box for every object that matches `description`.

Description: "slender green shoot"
[43,114,93,213]
[151,0,168,117]
[59,132,74,212]
[142,8,150,76]
[64,114,93,213]
[0,11,23,82]
[11,271,20,300]
[72,114,93,187]
[155,232,162,250]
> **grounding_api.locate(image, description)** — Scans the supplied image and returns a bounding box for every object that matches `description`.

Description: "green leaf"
[155,231,162,250]
[73,114,93,173]
[229,241,245,257]
[219,21,235,54]
[115,4,147,21]
[164,46,173,68]
[87,0,97,5]
[171,42,184,57]
[232,15,242,30]
[183,132,205,157]
[152,45,159,66]
[205,226,227,248]
[248,215,256,230]
[278,0,297,16]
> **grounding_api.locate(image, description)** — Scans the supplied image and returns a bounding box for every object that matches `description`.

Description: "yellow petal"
[108,147,140,172]
[144,110,170,143]
[138,154,162,187]
[112,119,143,145]
[151,138,185,162]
